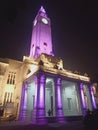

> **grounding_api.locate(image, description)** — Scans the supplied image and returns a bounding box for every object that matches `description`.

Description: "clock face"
[34,19,37,26]
[42,18,48,24]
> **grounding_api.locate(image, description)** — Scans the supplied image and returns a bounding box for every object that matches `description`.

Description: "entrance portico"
[19,66,96,124]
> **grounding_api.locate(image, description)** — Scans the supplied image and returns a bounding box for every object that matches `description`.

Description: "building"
[0,6,97,123]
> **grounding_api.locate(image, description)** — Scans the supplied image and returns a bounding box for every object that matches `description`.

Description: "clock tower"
[29,6,54,58]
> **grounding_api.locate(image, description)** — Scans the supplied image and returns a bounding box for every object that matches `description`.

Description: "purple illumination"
[40,6,46,13]
[90,86,96,109]
[29,6,53,58]
[23,84,27,109]
[57,78,62,108]
[34,74,46,124]
[19,83,28,120]
[39,77,44,108]
[55,77,65,123]
[80,83,86,109]
[34,78,38,108]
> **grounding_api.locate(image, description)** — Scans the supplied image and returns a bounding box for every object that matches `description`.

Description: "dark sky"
[0,0,98,82]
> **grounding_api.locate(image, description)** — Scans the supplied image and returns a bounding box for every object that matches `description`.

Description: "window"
[7,72,16,85]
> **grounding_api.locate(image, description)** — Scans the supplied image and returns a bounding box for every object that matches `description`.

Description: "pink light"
[80,83,86,109]
[56,78,62,108]
[57,84,62,108]
[39,75,45,108]
[56,78,65,123]
[90,86,96,109]
[29,6,53,58]
[23,83,27,109]
[39,83,44,108]
[34,79,38,108]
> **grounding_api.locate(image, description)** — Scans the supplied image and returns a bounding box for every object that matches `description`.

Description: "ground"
[0,120,88,130]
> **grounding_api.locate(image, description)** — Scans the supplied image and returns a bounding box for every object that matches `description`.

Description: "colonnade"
[19,73,96,124]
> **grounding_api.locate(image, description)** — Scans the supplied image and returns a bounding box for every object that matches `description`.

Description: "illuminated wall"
[0,58,29,118]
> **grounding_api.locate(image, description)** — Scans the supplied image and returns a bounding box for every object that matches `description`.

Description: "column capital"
[24,82,28,91]
[36,72,46,81]
[54,76,62,84]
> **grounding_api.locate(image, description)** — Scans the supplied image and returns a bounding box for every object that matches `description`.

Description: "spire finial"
[40,6,46,13]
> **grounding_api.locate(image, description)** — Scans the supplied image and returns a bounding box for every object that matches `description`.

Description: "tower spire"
[38,6,47,17]
[40,6,46,13]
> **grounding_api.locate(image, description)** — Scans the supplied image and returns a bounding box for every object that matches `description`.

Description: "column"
[32,74,47,124]
[19,82,28,120]
[80,83,86,116]
[32,76,38,122]
[90,85,97,109]
[55,77,65,123]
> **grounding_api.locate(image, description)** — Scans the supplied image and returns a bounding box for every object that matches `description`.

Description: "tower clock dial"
[42,18,48,24]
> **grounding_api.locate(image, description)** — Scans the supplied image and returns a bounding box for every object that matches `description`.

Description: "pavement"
[0,120,87,130]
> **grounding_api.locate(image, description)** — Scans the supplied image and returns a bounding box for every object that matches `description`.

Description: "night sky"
[0,0,98,82]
